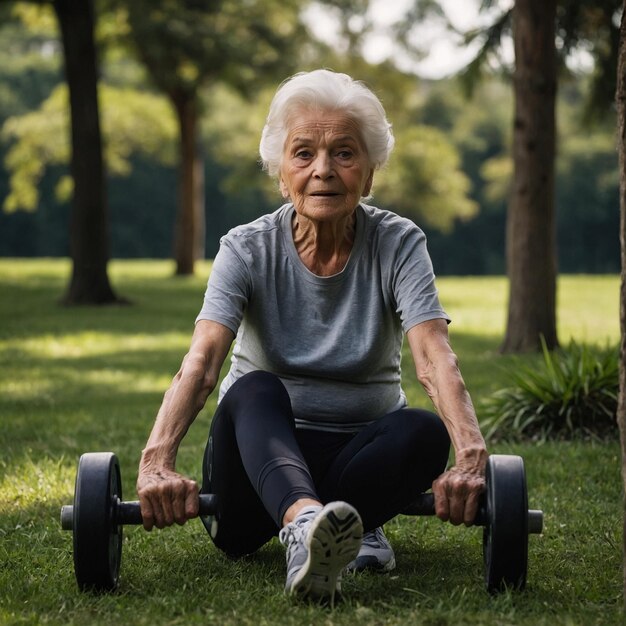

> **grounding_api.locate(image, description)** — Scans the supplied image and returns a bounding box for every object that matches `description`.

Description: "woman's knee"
[391,409,450,465]
[223,370,291,413]
[229,370,283,393]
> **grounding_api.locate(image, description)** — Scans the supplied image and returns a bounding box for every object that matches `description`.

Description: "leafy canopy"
[375,125,478,232]
[2,84,176,212]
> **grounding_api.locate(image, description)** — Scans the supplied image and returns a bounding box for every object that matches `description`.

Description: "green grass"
[0,259,622,625]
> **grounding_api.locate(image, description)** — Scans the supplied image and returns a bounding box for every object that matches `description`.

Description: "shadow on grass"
[1,274,206,341]
[76,521,485,607]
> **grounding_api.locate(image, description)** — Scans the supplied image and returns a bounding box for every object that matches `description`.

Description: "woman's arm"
[406,318,488,526]
[137,320,234,530]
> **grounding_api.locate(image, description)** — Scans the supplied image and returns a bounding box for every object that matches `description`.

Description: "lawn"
[0,259,622,625]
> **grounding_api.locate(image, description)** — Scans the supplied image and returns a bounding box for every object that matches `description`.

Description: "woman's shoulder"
[360,203,425,245]
[222,204,290,244]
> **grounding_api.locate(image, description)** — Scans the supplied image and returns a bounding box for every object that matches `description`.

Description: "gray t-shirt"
[196,203,449,432]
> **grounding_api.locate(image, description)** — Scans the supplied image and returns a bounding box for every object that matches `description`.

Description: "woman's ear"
[279,178,290,199]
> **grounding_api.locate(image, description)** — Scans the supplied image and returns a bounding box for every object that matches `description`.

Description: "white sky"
[305,0,514,78]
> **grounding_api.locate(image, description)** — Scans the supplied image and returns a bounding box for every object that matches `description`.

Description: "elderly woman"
[137,69,487,604]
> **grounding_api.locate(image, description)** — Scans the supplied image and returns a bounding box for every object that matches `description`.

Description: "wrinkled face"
[279,109,374,224]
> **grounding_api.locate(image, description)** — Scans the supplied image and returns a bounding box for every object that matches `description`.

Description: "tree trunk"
[501,0,558,353]
[173,94,205,276]
[615,1,626,604]
[53,0,120,304]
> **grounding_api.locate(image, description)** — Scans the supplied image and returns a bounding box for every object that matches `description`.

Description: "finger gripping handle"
[116,494,218,525]
[403,493,487,525]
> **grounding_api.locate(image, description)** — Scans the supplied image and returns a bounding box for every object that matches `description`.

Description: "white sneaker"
[279,501,362,605]
[345,526,396,573]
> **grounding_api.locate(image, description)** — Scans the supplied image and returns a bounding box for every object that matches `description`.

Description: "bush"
[481,340,619,441]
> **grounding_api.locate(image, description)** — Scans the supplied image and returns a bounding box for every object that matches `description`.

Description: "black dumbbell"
[61,452,542,593]
[60,452,217,591]
[403,454,543,593]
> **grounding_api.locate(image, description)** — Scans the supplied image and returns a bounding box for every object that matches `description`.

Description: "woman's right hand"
[136,467,200,531]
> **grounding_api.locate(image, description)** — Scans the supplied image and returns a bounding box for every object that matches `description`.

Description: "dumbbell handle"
[403,493,543,534]
[61,492,543,534]
[61,493,218,530]
[403,493,486,525]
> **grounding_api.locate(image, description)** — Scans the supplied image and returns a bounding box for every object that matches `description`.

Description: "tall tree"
[500,0,558,352]
[615,0,626,603]
[449,0,621,351]
[53,0,120,303]
[1,0,120,303]
[122,0,309,275]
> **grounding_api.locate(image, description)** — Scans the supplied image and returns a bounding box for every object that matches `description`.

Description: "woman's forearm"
[140,321,234,473]
[424,357,485,458]
[407,320,487,471]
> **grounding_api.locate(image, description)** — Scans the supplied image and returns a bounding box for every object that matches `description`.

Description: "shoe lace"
[361,527,385,549]
[280,515,311,562]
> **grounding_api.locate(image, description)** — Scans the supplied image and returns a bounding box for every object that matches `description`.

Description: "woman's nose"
[312,152,333,178]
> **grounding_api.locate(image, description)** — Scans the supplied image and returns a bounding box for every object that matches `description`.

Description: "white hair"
[259,69,395,178]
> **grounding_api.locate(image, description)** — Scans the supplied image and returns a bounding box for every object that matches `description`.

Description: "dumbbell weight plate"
[72,452,123,591]
[483,454,528,592]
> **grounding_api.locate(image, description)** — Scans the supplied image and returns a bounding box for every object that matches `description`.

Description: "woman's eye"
[336,150,353,159]
[295,150,312,159]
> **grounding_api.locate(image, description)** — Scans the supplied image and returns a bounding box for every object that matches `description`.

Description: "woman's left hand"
[431,446,488,526]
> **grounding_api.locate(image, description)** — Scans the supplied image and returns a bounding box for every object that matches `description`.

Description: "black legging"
[201,370,450,557]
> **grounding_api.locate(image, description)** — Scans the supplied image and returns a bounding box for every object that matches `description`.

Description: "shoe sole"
[288,502,363,605]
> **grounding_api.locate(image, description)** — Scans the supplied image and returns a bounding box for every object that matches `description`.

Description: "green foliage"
[480,154,511,205]
[556,131,620,272]
[481,340,619,442]
[2,85,68,212]
[201,83,277,200]
[0,3,620,275]
[374,125,478,232]
[2,83,177,212]
[457,7,513,97]
[446,0,621,120]
[10,2,58,35]
[123,0,309,100]
[0,7,62,117]
[434,73,619,274]
[556,0,622,124]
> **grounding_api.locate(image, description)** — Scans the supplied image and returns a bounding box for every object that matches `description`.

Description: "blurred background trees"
[52,0,119,304]
[0,0,621,333]
[119,0,310,275]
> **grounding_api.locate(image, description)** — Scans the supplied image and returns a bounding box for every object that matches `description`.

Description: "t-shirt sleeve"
[391,225,450,332]
[195,235,251,334]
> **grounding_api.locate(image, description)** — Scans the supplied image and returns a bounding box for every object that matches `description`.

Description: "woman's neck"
[292,211,357,276]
